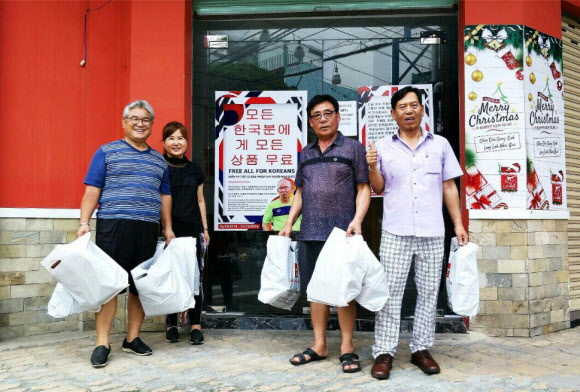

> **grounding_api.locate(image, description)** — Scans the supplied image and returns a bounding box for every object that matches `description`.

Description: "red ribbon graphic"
[530,192,542,209]
[466,173,485,195]
[472,194,492,209]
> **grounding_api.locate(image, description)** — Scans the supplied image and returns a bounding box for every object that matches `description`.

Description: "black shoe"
[190,329,204,345]
[91,345,110,368]
[166,327,180,343]
[122,337,153,356]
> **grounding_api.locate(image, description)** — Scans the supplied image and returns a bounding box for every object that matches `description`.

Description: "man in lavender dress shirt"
[366,86,468,380]
[280,94,370,373]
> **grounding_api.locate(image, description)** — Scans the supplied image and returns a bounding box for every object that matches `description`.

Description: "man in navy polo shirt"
[77,100,175,368]
[280,94,370,373]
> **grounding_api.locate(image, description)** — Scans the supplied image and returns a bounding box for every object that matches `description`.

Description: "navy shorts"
[96,219,159,295]
[297,240,325,294]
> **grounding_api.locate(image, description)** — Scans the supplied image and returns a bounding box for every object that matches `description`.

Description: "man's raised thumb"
[368,141,376,151]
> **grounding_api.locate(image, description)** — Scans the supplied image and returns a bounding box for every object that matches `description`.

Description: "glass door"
[193,15,459,318]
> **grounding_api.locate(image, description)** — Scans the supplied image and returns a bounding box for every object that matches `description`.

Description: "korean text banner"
[214,91,307,231]
[358,84,434,149]
[358,84,434,197]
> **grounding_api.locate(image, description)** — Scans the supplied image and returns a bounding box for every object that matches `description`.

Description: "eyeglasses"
[125,116,152,125]
[309,110,336,121]
[278,186,291,191]
[396,103,421,111]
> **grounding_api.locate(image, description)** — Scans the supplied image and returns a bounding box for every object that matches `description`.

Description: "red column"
[563,0,580,19]
[0,0,191,208]
[127,0,192,154]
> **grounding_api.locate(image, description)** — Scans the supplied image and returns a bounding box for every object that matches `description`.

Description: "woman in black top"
[162,121,210,345]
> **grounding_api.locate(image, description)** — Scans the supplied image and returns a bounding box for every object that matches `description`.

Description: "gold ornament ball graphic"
[468,92,477,101]
[465,53,477,66]
[529,72,536,84]
[528,93,533,102]
[471,70,483,82]
[526,55,532,67]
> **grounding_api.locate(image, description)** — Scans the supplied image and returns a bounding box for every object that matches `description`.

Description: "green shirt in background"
[262,196,301,231]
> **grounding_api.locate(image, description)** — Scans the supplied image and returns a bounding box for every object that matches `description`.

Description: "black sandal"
[339,353,361,373]
[290,348,327,366]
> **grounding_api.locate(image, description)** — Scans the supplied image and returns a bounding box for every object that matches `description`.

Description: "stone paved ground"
[0,327,579,392]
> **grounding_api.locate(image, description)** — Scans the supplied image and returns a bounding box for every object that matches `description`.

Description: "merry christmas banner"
[523,27,567,210]
[464,24,567,211]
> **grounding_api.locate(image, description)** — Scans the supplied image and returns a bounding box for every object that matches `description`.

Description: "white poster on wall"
[357,84,434,197]
[463,24,527,210]
[523,26,567,210]
[463,24,567,211]
[337,101,357,137]
[214,91,307,230]
[358,84,434,148]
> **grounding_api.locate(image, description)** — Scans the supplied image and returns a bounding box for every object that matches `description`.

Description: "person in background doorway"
[162,121,210,346]
[78,100,175,368]
[262,178,301,232]
[366,86,468,380]
[280,94,371,374]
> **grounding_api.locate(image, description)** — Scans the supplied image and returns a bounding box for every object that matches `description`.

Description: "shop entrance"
[192,14,460,323]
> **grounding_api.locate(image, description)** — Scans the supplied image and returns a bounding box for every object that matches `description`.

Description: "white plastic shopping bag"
[258,235,300,310]
[446,237,480,317]
[47,283,84,318]
[307,228,367,307]
[168,237,200,295]
[41,232,129,312]
[355,244,390,312]
[131,237,197,317]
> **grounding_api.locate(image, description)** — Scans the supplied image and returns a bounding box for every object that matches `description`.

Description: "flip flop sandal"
[339,353,362,373]
[290,348,327,366]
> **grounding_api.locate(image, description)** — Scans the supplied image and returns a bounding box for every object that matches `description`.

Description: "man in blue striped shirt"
[77,100,175,368]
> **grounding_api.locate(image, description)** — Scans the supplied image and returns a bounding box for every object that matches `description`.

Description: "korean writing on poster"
[214,91,307,230]
[358,84,434,197]
[358,84,433,149]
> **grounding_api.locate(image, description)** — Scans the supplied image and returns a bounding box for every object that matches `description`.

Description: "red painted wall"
[0,1,88,208]
[127,0,192,153]
[563,0,580,19]
[461,0,562,38]
[0,0,191,209]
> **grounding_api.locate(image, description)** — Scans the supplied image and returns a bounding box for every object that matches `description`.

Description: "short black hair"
[391,86,423,108]
[307,94,339,116]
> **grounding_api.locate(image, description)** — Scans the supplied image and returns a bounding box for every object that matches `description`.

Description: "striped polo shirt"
[84,139,171,223]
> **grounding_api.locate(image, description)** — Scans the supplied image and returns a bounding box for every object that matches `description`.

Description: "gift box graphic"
[527,168,550,209]
[466,165,508,210]
[465,168,487,197]
[499,163,520,192]
[551,170,564,205]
